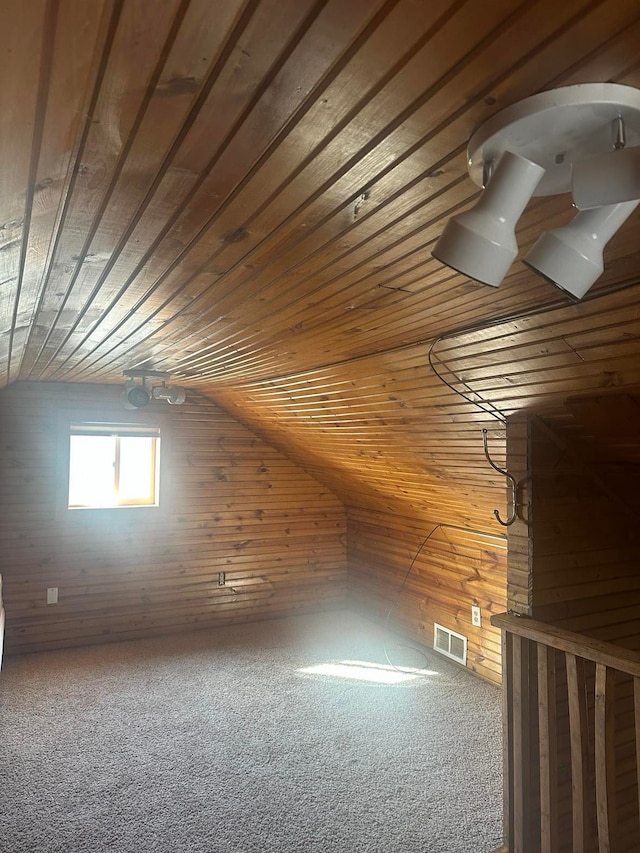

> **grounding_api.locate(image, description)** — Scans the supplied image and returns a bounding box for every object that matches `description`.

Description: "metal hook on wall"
[482,429,518,527]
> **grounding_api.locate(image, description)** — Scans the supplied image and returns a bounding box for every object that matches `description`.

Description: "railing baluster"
[635,677,640,838]
[512,634,534,853]
[595,664,616,852]
[492,613,640,853]
[502,629,515,853]
[566,653,590,853]
[538,644,558,853]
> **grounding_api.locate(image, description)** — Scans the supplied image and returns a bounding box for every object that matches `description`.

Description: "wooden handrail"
[493,611,640,852]
[491,612,640,678]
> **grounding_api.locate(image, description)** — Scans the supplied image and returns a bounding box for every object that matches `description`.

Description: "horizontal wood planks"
[3,2,640,710]
[0,381,346,653]
[2,2,640,643]
[529,402,640,647]
[346,506,507,684]
[530,402,640,848]
[505,412,531,616]
[503,400,640,849]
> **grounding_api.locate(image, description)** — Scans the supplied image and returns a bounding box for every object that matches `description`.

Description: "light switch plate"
[47,587,58,605]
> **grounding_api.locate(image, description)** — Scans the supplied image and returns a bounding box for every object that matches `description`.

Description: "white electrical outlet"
[471,605,481,627]
[47,587,58,605]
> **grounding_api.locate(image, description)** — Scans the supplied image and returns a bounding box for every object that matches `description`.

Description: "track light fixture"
[432,151,544,286]
[523,201,639,300]
[432,83,640,299]
[122,370,186,409]
[122,378,151,410]
[152,383,187,405]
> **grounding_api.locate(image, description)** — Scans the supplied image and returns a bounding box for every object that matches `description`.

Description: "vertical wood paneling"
[635,677,640,830]
[0,381,346,653]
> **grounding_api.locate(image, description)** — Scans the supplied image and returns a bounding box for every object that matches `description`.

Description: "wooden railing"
[491,613,640,853]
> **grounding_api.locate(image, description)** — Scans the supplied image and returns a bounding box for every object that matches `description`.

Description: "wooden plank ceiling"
[3,0,640,530]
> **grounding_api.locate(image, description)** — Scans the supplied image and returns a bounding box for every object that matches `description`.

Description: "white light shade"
[572,146,640,210]
[152,384,186,405]
[523,200,639,299]
[432,151,545,286]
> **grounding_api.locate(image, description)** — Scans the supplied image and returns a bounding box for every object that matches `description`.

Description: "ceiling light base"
[467,83,640,196]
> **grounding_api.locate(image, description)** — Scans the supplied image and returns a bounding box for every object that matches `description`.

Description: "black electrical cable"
[426,274,640,420]
[382,525,441,674]
[382,522,504,675]
[428,343,507,423]
[381,277,640,674]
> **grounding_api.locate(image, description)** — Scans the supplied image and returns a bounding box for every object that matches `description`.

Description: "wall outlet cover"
[471,605,481,627]
[47,587,59,605]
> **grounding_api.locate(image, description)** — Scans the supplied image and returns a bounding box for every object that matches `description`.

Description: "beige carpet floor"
[0,610,503,852]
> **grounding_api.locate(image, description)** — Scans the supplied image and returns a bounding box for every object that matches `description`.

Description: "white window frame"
[68,423,161,510]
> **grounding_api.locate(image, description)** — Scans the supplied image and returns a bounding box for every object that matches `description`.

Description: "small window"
[68,424,160,509]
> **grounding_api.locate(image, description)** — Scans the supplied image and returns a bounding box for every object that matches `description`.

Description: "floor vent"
[433,623,468,666]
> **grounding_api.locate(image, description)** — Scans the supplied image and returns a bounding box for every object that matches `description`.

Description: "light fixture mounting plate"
[467,83,640,196]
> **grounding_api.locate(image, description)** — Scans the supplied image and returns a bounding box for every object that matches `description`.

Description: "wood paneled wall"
[527,399,640,646]
[347,507,506,684]
[529,400,640,848]
[0,381,346,653]
[504,397,640,848]
[505,412,533,616]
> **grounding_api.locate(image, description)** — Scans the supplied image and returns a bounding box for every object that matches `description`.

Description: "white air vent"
[433,623,468,666]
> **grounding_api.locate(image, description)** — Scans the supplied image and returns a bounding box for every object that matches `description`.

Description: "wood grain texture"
[493,613,640,852]
[347,506,506,684]
[1,2,640,710]
[0,381,346,653]
[538,644,559,853]
[501,399,640,851]
[1,1,640,550]
[595,664,617,852]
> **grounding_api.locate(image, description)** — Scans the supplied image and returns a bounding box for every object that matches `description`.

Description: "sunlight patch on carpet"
[298,659,438,684]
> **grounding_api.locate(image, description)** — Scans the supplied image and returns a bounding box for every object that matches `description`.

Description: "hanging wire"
[426,272,640,422]
[382,522,505,674]
[425,280,640,525]
[382,526,442,674]
[384,269,640,670]
[428,340,507,423]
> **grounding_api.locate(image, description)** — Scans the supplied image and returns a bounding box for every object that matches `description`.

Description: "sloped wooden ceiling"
[3,0,640,529]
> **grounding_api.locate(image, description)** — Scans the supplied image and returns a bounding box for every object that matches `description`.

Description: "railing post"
[512,634,538,853]
[635,677,640,839]
[502,628,515,853]
[492,613,640,853]
[595,665,616,852]
[538,645,558,853]
[566,653,592,851]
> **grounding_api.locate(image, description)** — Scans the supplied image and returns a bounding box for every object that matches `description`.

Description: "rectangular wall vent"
[433,623,468,666]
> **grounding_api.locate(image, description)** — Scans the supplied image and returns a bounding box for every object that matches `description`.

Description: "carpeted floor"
[0,611,503,852]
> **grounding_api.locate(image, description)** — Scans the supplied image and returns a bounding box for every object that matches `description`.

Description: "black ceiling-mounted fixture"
[122,370,186,409]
